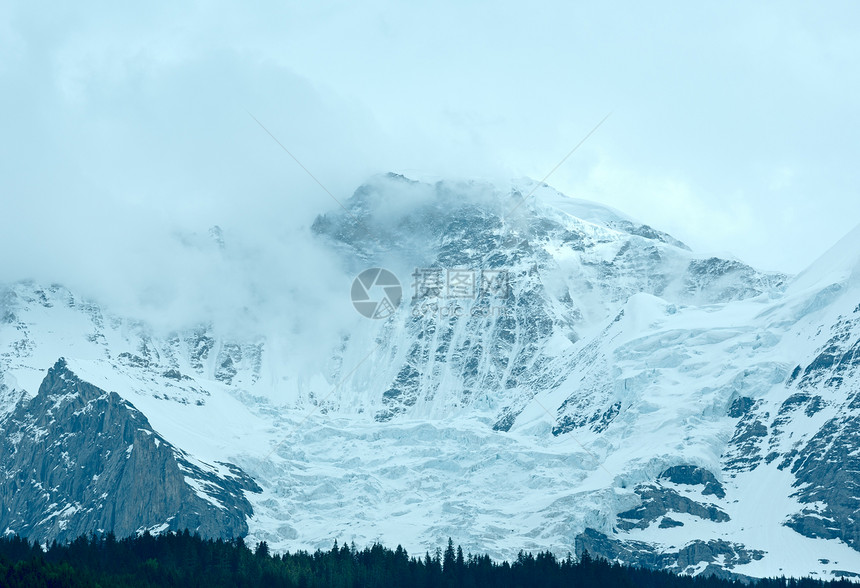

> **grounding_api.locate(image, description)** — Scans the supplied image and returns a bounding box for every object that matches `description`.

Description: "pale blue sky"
[1,1,858,314]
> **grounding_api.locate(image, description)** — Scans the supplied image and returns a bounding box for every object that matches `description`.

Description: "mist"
[2,0,859,340]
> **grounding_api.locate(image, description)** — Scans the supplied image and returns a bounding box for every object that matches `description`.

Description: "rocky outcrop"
[659,465,726,499]
[766,309,860,549]
[616,484,729,531]
[784,410,860,549]
[0,359,260,544]
[575,528,763,579]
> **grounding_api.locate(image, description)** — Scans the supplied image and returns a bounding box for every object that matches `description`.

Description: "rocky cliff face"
[760,303,860,549]
[311,174,786,431]
[0,359,260,544]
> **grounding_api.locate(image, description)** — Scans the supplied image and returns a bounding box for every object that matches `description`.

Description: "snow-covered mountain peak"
[315,173,693,263]
[1,174,859,579]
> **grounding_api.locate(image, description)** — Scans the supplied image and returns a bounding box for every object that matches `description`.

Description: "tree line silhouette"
[0,531,854,587]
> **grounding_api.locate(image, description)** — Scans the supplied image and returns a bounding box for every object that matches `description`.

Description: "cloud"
[1,0,859,343]
[0,4,378,364]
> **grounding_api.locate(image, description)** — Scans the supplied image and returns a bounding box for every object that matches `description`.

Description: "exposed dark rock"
[779,392,813,415]
[784,413,860,549]
[724,409,768,473]
[0,359,260,545]
[773,313,860,550]
[162,369,188,381]
[728,396,754,418]
[616,486,729,530]
[492,407,520,432]
[185,329,215,374]
[606,220,691,251]
[796,316,860,391]
[684,258,786,303]
[659,465,726,498]
[659,517,684,528]
[575,528,762,579]
[833,570,860,579]
[214,343,243,385]
[805,396,825,416]
[117,352,151,369]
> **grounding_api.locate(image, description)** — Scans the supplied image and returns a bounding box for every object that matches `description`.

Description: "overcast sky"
[1,1,859,323]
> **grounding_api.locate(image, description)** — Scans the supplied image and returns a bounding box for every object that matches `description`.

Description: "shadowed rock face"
[616,485,729,531]
[615,467,731,531]
[0,359,261,544]
[659,465,726,499]
[574,528,763,580]
[784,395,860,549]
[729,309,860,551]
